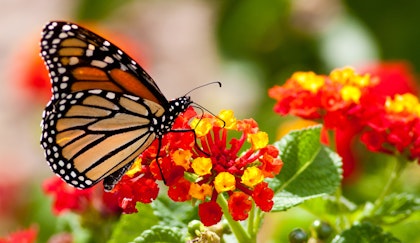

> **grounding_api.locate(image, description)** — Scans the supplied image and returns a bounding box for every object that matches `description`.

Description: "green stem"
[372,156,407,212]
[327,129,349,230]
[247,202,255,237]
[334,188,349,231]
[217,194,252,243]
[327,128,337,151]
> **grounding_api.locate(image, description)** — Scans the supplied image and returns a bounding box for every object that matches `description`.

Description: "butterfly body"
[40,21,192,190]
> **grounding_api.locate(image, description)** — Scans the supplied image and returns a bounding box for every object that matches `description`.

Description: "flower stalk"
[217,194,253,243]
[371,156,408,214]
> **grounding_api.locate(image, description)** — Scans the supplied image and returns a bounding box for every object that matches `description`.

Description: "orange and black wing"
[40,21,168,107]
[40,89,164,189]
[39,21,170,190]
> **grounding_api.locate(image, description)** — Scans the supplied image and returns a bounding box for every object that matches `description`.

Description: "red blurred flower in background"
[269,63,420,179]
[43,177,120,216]
[337,62,419,178]
[0,226,37,243]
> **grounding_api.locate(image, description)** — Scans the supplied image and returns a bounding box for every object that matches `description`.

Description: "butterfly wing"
[40,21,171,189]
[41,89,164,189]
[40,21,193,190]
[40,21,168,107]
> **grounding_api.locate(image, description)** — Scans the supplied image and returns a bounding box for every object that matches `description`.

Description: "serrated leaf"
[332,222,401,243]
[365,193,420,225]
[107,203,159,243]
[269,125,342,211]
[131,225,184,243]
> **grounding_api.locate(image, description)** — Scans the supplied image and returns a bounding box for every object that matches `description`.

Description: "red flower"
[252,182,274,212]
[359,61,418,96]
[168,177,192,202]
[228,192,252,221]
[258,145,283,178]
[111,176,159,213]
[198,201,223,226]
[43,177,121,215]
[0,226,37,243]
[43,177,93,215]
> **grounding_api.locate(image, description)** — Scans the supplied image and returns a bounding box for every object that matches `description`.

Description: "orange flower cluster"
[113,108,283,226]
[269,67,378,129]
[269,66,420,163]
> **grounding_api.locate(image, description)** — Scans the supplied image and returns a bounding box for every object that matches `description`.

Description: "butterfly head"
[168,95,192,116]
[152,95,192,138]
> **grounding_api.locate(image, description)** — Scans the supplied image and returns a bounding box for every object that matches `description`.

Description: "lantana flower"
[269,66,420,166]
[269,67,378,130]
[43,176,120,215]
[111,108,283,226]
[0,226,37,243]
[361,93,420,161]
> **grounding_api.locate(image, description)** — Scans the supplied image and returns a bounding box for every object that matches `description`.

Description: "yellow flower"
[241,167,264,187]
[126,157,142,177]
[216,110,237,129]
[214,172,236,193]
[248,131,269,150]
[189,183,212,200]
[386,93,420,116]
[172,149,192,170]
[330,67,371,88]
[191,117,213,137]
[340,85,361,103]
[293,71,325,93]
[191,157,212,176]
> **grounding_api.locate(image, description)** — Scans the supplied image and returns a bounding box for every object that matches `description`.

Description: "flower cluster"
[361,93,420,161]
[269,67,378,129]
[0,226,37,243]
[269,66,420,163]
[112,108,283,226]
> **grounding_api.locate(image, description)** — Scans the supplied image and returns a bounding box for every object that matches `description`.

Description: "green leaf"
[269,125,342,211]
[107,203,159,243]
[365,193,420,225]
[151,196,198,227]
[302,195,357,219]
[131,225,184,243]
[332,222,401,243]
[388,213,420,243]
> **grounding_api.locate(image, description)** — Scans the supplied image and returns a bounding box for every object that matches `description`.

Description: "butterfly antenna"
[187,106,210,156]
[191,103,226,128]
[184,81,222,96]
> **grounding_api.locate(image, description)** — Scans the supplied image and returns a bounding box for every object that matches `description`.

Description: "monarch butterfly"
[40,21,196,191]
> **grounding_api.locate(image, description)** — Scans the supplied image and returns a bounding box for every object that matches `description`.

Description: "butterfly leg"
[103,162,133,191]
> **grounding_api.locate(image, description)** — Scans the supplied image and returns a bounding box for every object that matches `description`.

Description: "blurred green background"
[0,0,419,242]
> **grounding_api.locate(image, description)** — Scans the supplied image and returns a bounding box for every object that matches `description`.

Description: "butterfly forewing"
[40,21,193,190]
[41,90,161,188]
[40,21,168,106]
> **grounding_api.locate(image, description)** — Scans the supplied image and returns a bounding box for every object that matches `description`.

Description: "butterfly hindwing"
[40,89,163,188]
[40,21,168,106]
